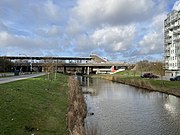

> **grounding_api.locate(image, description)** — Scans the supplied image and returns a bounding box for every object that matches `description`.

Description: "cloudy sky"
[0,0,180,62]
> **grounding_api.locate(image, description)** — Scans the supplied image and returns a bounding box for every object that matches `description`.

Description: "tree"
[152,62,164,79]
[136,60,165,78]
[42,57,57,80]
[0,57,14,72]
[136,60,151,74]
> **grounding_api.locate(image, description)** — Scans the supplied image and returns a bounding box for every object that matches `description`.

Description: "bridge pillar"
[42,67,45,72]
[90,67,93,73]
[63,67,66,74]
[82,67,85,74]
[87,66,90,75]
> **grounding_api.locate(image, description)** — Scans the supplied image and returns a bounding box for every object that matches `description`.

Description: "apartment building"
[164,10,180,77]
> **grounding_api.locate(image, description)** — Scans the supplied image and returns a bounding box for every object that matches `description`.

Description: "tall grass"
[67,76,87,135]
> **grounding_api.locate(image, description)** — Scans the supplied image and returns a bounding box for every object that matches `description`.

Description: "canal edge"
[94,75,180,98]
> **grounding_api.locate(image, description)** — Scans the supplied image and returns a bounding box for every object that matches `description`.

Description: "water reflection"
[164,95,179,119]
[81,77,180,135]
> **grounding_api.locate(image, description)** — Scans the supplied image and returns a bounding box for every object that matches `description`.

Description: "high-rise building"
[164,10,180,77]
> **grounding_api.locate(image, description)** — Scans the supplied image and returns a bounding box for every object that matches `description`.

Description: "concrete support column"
[64,66,66,74]
[90,67,93,73]
[85,67,87,74]
[82,67,85,74]
[87,66,90,75]
[42,67,45,72]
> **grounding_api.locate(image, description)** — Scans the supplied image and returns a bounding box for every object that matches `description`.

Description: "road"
[0,73,46,84]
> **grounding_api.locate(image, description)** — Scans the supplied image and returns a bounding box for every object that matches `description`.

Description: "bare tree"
[136,60,151,74]
[152,62,165,79]
[42,57,56,80]
[0,57,14,72]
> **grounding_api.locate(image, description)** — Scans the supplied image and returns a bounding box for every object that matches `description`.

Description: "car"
[170,76,180,81]
[141,73,159,78]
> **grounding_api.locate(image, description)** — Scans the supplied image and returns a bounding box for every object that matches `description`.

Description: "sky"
[0,0,180,62]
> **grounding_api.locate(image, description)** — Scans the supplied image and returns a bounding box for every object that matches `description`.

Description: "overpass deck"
[14,62,128,67]
[2,56,92,60]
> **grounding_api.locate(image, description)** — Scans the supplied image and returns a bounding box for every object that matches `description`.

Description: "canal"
[79,77,180,135]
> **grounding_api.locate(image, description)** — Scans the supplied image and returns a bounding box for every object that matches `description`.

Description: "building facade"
[164,10,180,77]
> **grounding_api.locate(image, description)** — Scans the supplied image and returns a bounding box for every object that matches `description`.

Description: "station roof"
[1,56,92,60]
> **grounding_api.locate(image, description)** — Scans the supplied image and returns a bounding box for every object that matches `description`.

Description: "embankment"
[97,75,180,97]
[67,76,87,135]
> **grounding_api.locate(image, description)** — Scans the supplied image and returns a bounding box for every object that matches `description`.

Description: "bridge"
[1,55,128,74]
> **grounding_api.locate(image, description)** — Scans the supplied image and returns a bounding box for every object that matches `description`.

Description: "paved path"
[0,73,46,84]
[0,73,14,77]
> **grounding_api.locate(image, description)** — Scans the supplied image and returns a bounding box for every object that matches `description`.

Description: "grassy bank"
[94,74,180,97]
[0,73,68,135]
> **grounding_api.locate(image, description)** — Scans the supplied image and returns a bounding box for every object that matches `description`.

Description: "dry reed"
[67,76,87,135]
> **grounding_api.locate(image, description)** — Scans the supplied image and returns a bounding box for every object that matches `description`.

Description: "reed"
[67,76,87,135]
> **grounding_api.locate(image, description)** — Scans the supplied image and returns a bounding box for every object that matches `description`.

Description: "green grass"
[113,75,180,90]
[0,73,68,135]
[112,70,180,90]
[114,70,140,76]
[148,79,180,90]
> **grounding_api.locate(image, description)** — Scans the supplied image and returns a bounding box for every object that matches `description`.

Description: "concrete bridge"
[1,55,128,74]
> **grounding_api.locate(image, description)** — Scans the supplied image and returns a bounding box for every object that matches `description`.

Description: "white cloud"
[29,1,63,25]
[66,18,85,36]
[73,0,155,26]
[131,13,166,56]
[0,31,59,50]
[0,21,8,31]
[45,0,60,19]
[138,32,162,54]
[36,25,62,37]
[74,35,94,52]
[0,0,64,28]
[0,0,176,61]
[151,13,167,32]
[69,25,136,56]
[139,13,166,54]
[91,25,136,53]
[173,0,180,11]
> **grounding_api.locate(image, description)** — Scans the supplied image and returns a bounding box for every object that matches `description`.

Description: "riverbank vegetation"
[67,77,87,135]
[94,74,180,97]
[0,73,68,135]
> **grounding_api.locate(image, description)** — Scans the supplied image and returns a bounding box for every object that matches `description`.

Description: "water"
[79,77,180,135]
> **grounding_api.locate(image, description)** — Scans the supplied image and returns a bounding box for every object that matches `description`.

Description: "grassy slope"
[94,70,180,90]
[118,76,180,90]
[114,70,140,76]
[113,70,180,90]
[0,73,68,135]
[148,79,180,90]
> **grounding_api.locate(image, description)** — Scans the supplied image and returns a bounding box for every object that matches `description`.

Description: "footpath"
[0,73,46,84]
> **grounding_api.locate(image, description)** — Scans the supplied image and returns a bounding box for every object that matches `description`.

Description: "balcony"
[164,65,169,69]
[165,38,172,43]
[165,52,170,57]
[175,51,180,56]
[165,46,170,51]
[175,43,180,47]
[165,60,169,63]
[173,29,180,34]
[174,37,180,42]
